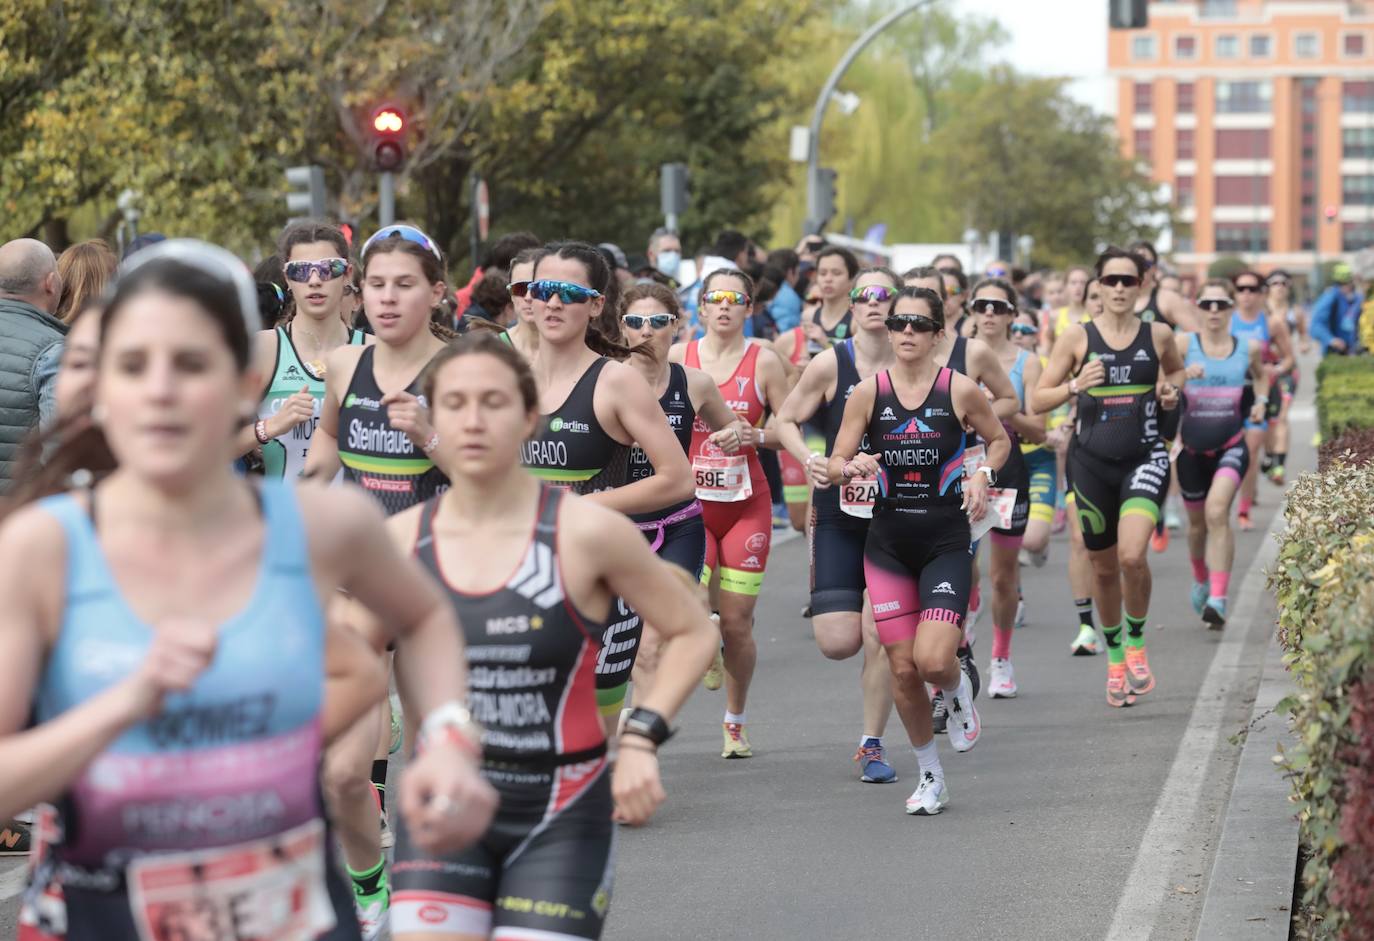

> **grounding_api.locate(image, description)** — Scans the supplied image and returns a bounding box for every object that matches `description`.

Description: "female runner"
[828,286,1009,814]
[1012,311,1060,570]
[238,222,370,480]
[968,278,1044,698]
[386,333,717,941]
[1176,281,1270,627]
[0,240,494,941]
[777,267,902,783]
[619,282,750,696]
[1260,270,1301,485]
[503,247,544,359]
[670,269,790,758]
[1227,269,1293,530]
[519,242,694,731]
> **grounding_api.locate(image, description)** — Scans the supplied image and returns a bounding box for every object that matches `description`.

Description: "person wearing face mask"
[645,228,683,289]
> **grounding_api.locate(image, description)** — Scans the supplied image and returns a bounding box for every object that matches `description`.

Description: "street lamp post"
[803,0,945,235]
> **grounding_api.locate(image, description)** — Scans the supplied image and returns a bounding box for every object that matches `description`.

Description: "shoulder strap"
[876,370,892,397]
[350,329,367,346]
[935,366,953,396]
[257,482,306,575]
[793,329,805,361]
[533,484,561,548]
[685,340,701,369]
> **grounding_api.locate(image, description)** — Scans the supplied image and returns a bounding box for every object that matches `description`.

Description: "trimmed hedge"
[1316,355,1374,445]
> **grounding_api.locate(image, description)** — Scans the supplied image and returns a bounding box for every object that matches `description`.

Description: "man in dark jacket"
[0,238,67,491]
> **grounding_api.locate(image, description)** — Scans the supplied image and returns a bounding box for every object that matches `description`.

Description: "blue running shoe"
[854,738,897,783]
[1203,597,1227,629]
[1191,582,1208,616]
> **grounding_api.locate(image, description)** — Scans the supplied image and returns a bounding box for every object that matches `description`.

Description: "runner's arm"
[321,608,388,744]
[1155,323,1187,391]
[825,378,877,484]
[776,350,836,465]
[952,373,1011,474]
[1248,340,1273,404]
[1160,287,1203,333]
[588,362,693,515]
[1268,316,1296,375]
[752,348,793,451]
[689,367,748,435]
[234,329,281,458]
[1010,355,1046,444]
[1031,324,1085,414]
[969,339,1018,419]
[301,348,347,480]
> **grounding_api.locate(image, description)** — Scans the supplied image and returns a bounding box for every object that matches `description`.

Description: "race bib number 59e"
[694,455,752,503]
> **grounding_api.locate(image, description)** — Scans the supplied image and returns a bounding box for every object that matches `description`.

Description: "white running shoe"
[904,771,949,815]
[355,899,389,941]
[989,657,1018,698]
[1164,502,1182,531]
[1013,599,1027,630]
[945,670,982,753]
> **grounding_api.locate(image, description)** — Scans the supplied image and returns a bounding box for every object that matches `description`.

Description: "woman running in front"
[827,286,1009,815]
[387,333,717,941]
[239,221,370,479]
[519,242,694,732]
[968,278,1044,698]
[1176,280,1271,627]
[670,268,790,758]
[0,240,496,941]
[619,282,751,697]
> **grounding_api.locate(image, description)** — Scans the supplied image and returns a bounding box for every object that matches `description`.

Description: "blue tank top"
[1181,333,1251,453]
[34,482,326,869]
[1007,348,1029,407]
[1230,310,1270,359]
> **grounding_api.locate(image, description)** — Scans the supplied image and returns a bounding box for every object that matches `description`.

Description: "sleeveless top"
[521,358,630,494]
[627,363,696,523]
[35,482,326,870]
[338,345,449,515]
[816,339,865,513]
[1074,320,1161,460]
[414,486,606,764]
[258,324,366,480]
[943,335,969,376]
[867,367,967,515]
[686,340,767,487]
[812,306,854,343]
[1137,286,1167,327]
[1230,310,1271,361]
[1182,334,1252,453]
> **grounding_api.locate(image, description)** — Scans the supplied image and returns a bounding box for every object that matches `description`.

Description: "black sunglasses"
[508,280,532,299]
[886,314,940,333]
[970,297,1016,315]
[1199,298,1235,312]
[1235,283,1262,293]
[1100,274,1141,289]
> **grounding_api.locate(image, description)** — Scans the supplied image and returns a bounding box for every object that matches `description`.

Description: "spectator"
[1311,262,1365,356]
[646,228,683,287]
[462,269,516,330]
[252,254,288,330]
[932,251,963,273]
[54,239,117,324]
[0,238,67,490]
[455,230,540,316]
[761,249,803,334]
[598,242,636,289]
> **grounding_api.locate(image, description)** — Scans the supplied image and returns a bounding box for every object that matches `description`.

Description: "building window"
[1295,33,1320,59]
[1201,0,1237,17]
[1344,127,1374,159]
[1216,34,1239,59]
[1345,223,1374,252]
[1216,224,1269,252]
[1134,128,1153,159]
[1217,80,1272,114]
[1344,175,1374,206]
[1177,82,1195,114]
[1344,33,1367,58]
[1132,35,1157,60]
[1344,81,1374,113]
[1249,34,1272,58]
[1134,81,1153,114]
[1174,35,1198,60]
[1215,129,1271,159]
[1177,128,1195,159]
[1215,176,1272,206]
[1176,176,1195,208]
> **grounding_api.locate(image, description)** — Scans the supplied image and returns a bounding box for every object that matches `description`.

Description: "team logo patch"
[880,406,896,421]
[735,376,750,396]
[745,532,768,553]
[933,581,956,595]
[1134,348,1151,361]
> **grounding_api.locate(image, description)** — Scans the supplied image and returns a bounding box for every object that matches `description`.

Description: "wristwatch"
[418,700,484,758]
[622,707,674,746]
[975,465,996,486]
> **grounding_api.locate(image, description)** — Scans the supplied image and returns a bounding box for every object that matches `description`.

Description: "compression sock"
[1075,597,1096,630]
[1103,622,1125,664]
[370,759,388,790]
[1209,570,1231,602]
[914,739,944,784]
[992,624,1012,660]
[1124,613,1147,649]
[348,856,388,905]
[1273,453,1287,468]
[1260,455,1274,473]
[1191,557,1209,585]
[1238,496,1253,517]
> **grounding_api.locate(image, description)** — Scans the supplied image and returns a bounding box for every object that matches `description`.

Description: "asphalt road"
[0,365,1315,941]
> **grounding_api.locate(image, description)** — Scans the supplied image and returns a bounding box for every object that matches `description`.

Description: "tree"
[1207,255,1249,280]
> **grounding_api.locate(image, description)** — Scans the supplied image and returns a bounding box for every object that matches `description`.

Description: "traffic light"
[285,165,326,219]
[805,166,838,235]
[660,163,689,222]
[1109,0,1147,29]
[370,105,407,172]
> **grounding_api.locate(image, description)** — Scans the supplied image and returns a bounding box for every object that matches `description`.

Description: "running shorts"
[1158,403,1181,442]
[1024,448,1058,525]
[1278,370,1298,400]
[1066,439,1170,552]
[992,452,1030,540]
[392,760,614,939]
[1265,387,1283,420]
[1176,440,1249,506]
[701,490,772,596]
[595,596,642,717]
[809,503,868,615]
[780,451,809,505]
[863,506,972,646]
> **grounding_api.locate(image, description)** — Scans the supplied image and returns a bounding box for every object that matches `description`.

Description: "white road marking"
[0,861,28,901]
[1103,508,1284,940]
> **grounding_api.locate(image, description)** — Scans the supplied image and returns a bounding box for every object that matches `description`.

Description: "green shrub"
[1315,355,1374,442]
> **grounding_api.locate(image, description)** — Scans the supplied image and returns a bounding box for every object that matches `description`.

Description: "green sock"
[1125,613,1147,648]
[1103,622,1125,664]
[348,855,388,905]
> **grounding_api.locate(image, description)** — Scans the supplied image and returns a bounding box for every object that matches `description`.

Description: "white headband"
[119,239,259,342]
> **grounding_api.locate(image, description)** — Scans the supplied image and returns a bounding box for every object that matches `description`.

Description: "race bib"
[839,476,878,519]
[128,819,334,941]
[694,455,753,503]
[970,487,1018,543]
[962,444,986,480]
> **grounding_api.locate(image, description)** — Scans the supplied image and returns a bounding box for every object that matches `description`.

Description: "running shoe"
[1028,546,1048,568]
[988,658,1018,698]
[1014,598,1027,630]
[1106,663,1136,708]
[1070,623,1100,656]
[1124,645,1156,695]
[722,722,753,758]
[355,896,389,941]
[930,689,948,735]
[1150,525,1169,553]
[1164,503,1181,532]
[1238,512,1254,531]
[967,594,983,627]
[702,648,725,691]
[958,646,981,701]
[1267,464,1286,486]
[904,772,949,816]
[1018,549,1030,567]
[946,671,981,753]
[379,807,393,850]
[0,817,30,855]
[1191,582,1209,616]
[801,603,813,619]
[854,738,898,783]
[1203,597,1227,629]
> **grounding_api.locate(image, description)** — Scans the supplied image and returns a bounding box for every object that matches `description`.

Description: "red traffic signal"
[373,108,404,135]
[369,105,407,172]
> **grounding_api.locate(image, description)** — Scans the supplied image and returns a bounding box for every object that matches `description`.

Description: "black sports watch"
[622,708,674,746]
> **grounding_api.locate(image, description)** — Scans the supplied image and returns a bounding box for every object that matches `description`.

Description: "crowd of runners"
[0,217,1320,940]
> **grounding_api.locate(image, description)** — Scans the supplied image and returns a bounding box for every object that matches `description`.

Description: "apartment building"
[1108,0,1374,275]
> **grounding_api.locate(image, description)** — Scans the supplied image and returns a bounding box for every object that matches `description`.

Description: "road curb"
[1194,552,1299,939]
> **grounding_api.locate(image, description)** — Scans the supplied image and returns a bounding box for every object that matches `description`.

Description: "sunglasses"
[937,266,961,276]
[702,289,751,306]
[362,224,444,262]
[1199,298,1235,312]
[284,258,348,283]
[1235,283,1262,293]
[622,313,676,330]
[1100,274,1141,289]
[528,279,602,305]
[986,267,1009,278]
[886,314,940,333]
[1011,323,1039,336]
[508,280,531,299]
[970,297,1016,315]
[850,285,897,304]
